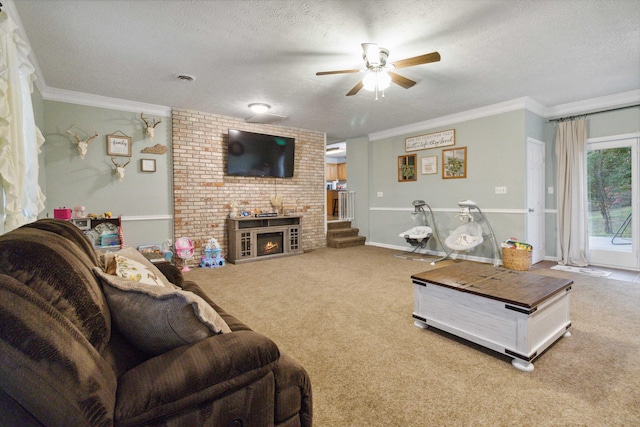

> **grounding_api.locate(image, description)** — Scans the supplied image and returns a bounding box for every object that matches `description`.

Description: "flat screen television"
[227,129,295,178]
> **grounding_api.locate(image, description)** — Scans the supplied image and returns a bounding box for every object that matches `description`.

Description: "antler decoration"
[111,157,131,181]
[66,124,99,159]
[140,113,161,140]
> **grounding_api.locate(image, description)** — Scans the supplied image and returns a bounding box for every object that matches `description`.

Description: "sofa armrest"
[274,354,313,427]
[114,330,279,426]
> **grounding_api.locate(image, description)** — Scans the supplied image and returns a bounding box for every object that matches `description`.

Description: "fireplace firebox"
[257,232,284,256]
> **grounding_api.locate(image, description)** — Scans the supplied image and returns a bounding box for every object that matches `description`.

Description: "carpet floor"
[185,245,640,426]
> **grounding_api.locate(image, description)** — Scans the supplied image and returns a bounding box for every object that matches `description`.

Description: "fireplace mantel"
[227,215,303,264]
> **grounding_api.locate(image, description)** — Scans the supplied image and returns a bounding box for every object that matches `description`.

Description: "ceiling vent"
[245,113,288,124]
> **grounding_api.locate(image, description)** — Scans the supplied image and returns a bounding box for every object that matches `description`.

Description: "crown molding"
[545,89,640,119]
[41,87,172,117]
[369,90,640,141]
[369,97,536,141]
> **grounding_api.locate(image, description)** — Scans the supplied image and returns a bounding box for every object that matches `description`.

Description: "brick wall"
[172,109,326,259]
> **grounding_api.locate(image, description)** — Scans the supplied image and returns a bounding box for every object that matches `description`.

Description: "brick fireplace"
[171,109,327,260]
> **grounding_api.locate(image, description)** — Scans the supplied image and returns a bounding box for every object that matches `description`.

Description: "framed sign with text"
[405,129,455,152]
[106,134,132,157]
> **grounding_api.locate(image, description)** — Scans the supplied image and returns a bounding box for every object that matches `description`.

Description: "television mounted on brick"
[227,129,295,178]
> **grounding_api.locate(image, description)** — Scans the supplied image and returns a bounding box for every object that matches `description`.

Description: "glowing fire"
[263,241,279,253]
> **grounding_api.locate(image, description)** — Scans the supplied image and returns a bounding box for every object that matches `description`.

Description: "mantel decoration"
[442,147,467,179]
[66,124,99,159]
[405,129,455,152]
[270,193,284,215]
[106,131,132,157]
[398,154,417,182]
[421,156,438,175]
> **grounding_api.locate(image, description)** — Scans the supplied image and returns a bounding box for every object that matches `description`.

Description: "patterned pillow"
[110,254,165,287]
[94,248,231,355]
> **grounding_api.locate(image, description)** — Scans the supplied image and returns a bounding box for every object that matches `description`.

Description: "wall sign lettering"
[405,129,455,152]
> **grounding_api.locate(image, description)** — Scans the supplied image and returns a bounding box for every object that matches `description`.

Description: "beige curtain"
[0,10,46,233]
[555,118,588,266]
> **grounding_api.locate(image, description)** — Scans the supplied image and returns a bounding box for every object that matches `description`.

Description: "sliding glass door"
[586,135,639,270]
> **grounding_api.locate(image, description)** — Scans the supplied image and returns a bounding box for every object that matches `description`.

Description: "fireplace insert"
[257,232,284,256]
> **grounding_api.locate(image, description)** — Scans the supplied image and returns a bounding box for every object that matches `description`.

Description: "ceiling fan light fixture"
[363,69,391,92]
[248,103,271,114]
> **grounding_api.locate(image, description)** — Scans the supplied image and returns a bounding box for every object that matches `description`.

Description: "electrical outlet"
[548,186,554,194]
[377,192,383,197]
[495,186,507,194]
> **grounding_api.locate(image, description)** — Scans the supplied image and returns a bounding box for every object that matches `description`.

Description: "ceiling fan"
[316,43,440,98]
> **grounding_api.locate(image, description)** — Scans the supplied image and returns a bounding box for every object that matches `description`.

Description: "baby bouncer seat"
[399,225,433,249]
[432,199,501,267]
[444,221,483,252]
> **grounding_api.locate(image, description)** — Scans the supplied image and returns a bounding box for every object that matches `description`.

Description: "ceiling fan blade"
[316,69,361,76]
[392,51,441,69]
[346,80,364,96]
[388,71,417,89]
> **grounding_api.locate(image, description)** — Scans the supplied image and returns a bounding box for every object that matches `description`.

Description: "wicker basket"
[502,247,532,271]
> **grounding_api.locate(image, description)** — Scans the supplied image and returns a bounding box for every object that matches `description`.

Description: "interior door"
[527,138,545,264]
[587,135,639,270]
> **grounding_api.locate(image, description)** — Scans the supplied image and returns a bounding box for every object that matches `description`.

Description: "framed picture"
[140,158,156,172]
[442,147,467,179]
[106,134,132,157]
[398,154,417,182]
[421,156,437,175]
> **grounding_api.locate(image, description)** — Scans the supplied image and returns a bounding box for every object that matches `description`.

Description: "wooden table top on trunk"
[411,262,573,309]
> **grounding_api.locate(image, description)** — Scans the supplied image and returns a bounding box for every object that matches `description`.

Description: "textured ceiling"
[9,0,640,142]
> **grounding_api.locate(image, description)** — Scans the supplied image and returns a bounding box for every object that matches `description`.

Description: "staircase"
[327,221,366,248]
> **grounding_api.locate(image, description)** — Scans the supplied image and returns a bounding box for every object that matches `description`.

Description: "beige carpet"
[185,246,640,426]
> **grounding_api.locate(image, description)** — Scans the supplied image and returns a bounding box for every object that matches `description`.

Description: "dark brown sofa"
[0,219,312,426]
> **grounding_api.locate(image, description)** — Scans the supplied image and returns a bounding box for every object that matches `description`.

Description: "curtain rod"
[548,103,640,122]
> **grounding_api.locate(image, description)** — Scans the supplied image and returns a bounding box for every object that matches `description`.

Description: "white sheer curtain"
[0,10,45,233]
[555,118,589,266]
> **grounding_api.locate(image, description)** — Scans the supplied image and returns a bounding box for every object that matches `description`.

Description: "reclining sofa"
[0,219,312,426]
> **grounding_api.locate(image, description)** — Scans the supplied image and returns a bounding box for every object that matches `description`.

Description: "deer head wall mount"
[140,113,161,140]
[111,157,131,181]
[66,125,99,159]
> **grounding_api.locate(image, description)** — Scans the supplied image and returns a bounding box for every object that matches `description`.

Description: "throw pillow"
[93,249,231,355]
[98,247,173,288]
[109,254,165,287]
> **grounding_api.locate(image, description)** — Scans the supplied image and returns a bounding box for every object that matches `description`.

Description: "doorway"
[586,134,639,270]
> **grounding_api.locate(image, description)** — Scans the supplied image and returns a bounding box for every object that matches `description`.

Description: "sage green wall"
[365,110,528,262]
[41,101,173,248]
[587,105,640,137]
[345,135,371,236]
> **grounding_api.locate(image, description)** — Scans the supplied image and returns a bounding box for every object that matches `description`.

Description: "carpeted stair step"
[327,220,352,230]
[327,227,360,239]
[327,220,366,248]
[327,235,366,249]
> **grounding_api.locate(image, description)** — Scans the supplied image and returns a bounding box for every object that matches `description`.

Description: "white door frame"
[586,133,639,270]
[527,138,545,264]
